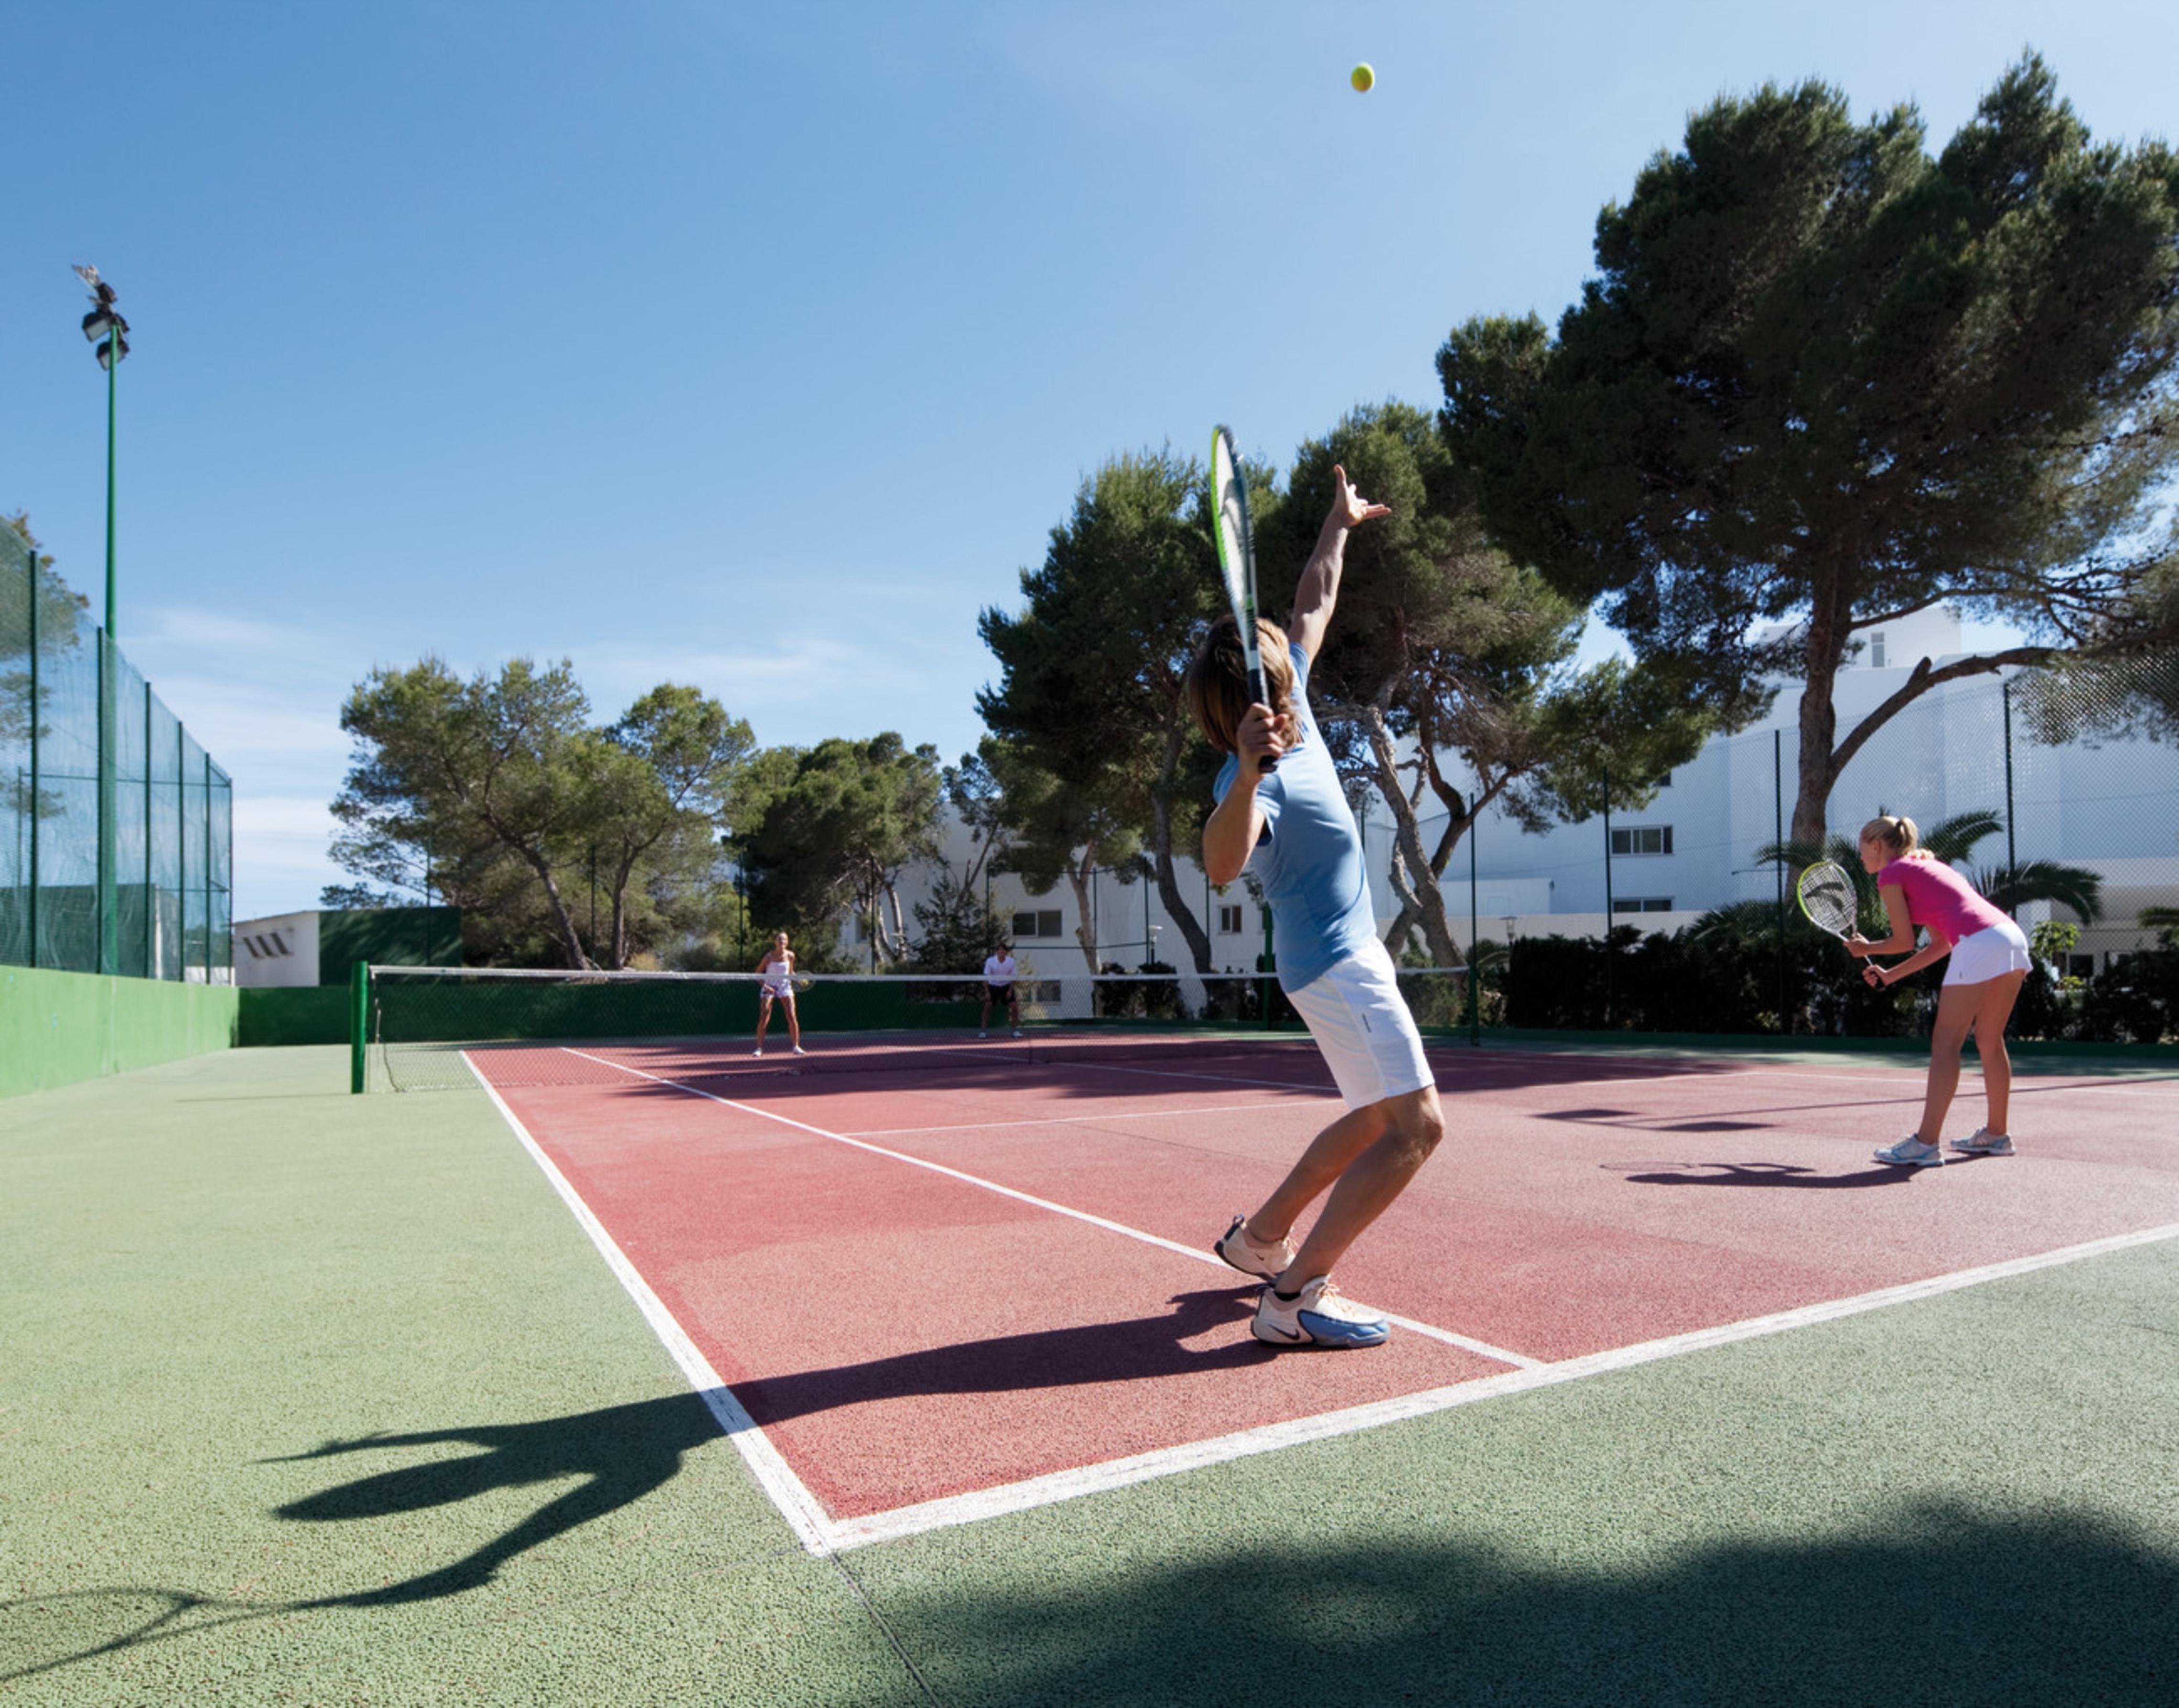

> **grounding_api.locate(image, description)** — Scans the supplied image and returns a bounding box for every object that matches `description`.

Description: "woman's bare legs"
[1916,971,2026,1143]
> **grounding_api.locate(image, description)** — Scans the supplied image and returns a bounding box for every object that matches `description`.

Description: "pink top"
[1877,856,2010,944]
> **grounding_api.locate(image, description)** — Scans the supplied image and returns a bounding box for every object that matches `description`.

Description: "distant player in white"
[753,930,804,1056]
[980,940,1022,1038]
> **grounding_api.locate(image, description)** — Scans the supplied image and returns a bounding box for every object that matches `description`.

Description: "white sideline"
[463,1057,838,1557]
[472,1048,2179,1556]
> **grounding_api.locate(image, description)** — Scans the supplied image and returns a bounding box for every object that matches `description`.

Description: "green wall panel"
[0,965,238,1097]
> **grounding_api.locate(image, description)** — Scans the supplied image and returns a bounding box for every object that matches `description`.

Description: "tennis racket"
[1795,860,1860,942]
[1210,426,1274,773]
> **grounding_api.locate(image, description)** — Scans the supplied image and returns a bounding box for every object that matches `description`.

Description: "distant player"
[752,930,805,1057]
[1185,465,1445,1350]
[1846,814,2032,1165]
[981,940,1022,1038]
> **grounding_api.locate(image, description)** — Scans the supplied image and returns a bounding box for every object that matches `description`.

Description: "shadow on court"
[734,1284,1269,1426]
[242,1288,1262,1605]
[1622,1160,1922,1189]
[880,1501,2179,1706]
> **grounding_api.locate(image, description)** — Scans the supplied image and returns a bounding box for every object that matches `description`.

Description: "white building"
[861,605,2179,973]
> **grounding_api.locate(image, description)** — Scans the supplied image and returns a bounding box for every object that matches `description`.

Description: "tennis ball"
[1350,63,1374,93]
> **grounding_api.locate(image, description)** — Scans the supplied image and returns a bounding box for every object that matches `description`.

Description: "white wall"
[232,909,319,987]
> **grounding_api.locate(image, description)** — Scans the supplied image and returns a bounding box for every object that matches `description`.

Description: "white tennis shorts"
[1284,935,1435,1111]
[1944,919,2032,986]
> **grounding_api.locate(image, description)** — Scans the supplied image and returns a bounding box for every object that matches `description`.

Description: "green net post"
[350,961,370,1094]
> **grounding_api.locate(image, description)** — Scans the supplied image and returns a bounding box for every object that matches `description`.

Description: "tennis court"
[7,1035,2179,1703]
[464,1028,2179,1548]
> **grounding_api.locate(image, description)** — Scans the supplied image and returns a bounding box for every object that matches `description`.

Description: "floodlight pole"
[84,273,127,977]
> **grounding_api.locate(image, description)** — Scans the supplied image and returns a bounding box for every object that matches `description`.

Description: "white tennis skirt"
[1944,919,2032,986]
[1284,936,1435,1110]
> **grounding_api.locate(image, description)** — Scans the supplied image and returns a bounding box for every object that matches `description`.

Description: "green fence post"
[1467,801,1481,1047]
[350,961,370,1094]
[25,550,37,968]
[143,678,154,976]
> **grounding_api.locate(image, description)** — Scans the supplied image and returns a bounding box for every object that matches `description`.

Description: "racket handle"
[1248,667,1277,772]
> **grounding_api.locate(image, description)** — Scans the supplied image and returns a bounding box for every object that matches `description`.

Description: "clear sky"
[5,0,2173,919]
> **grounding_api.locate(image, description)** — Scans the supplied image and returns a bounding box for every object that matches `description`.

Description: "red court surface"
[472,1034,2179,1542]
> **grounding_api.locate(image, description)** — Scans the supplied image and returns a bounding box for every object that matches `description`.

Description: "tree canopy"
[978,449,1224,970]
[727,732,942,967]
[1438,55,2179,844]
[333,658,749,969]
[1255,404,1723,962]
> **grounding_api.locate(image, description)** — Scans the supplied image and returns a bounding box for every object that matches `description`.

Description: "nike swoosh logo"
[1258,1323,1305,1341]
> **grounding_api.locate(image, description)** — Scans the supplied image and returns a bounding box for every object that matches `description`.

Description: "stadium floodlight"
[74,263,130,368]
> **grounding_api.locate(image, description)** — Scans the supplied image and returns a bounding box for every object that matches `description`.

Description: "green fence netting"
[0,520,232,981]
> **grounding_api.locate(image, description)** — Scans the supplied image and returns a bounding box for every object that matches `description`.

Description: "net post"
[350,961,370,1094]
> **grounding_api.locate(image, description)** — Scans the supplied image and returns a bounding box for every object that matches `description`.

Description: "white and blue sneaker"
[1251,1276,1390,1349]
[1949,1128,2015,1157]
[1873,1135,1945,1167]
[1214,1214,1295,1282]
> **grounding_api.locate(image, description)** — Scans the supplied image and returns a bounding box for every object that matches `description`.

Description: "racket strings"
[1796,864,1859,936]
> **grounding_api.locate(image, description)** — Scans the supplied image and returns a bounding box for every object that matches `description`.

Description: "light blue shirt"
[1212,642,1379,994]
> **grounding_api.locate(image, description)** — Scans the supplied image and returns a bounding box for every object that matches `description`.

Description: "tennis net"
[358,963,1473,1092]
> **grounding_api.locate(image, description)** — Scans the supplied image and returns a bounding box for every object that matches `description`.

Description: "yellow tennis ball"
[1350,63,1374,93]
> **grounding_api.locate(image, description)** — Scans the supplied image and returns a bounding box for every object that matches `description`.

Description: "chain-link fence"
[1431,658,2179,1041]
[0,520,232,981]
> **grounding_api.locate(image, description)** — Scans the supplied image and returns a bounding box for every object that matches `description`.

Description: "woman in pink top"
[1845,814,2033,1167]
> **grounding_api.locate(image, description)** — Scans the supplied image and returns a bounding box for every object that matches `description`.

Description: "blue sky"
[5,0,2174,918]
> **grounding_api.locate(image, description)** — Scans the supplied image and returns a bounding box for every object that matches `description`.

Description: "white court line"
[557,1046,1537,1371]
[462,1057,838,1557]
[828,1218,2179,1549]
[474,1049,2179,1557]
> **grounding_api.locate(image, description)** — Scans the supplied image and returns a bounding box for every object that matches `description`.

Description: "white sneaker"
[1213,1214,1294,1281]
[1949,1128,2015,1157]
[792,1045,806,1055]
[1873,1135,1944,1167]
[978,1030,988,1038]
[751,1049,763,1058]
[1252,1276,1390,1349]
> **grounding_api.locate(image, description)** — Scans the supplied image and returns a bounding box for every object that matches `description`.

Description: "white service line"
[462,1056,839,1557]
[557,1046,1540,1372]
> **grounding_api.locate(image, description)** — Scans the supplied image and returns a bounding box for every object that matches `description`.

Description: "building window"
[1870,631,1887,669]
[1609,826,1673,856]
[1613,897,1675,913]
[1217,903,1245,934]
[1012,908,1064,939]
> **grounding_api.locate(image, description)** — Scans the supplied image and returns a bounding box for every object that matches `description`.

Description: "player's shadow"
[1621,1160,1915,1189]
[255,1284,1263,1607]
[732,1284,1269,1426]
[265,1389,736,1606]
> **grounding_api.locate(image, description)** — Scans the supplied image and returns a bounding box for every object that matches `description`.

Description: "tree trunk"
[1790,572,1854,847]
[1360,703,1462,966]
[522,849,593,970]
[608,854,635,971]
[1066,844,1101,972]
[1147,726,1211,971]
